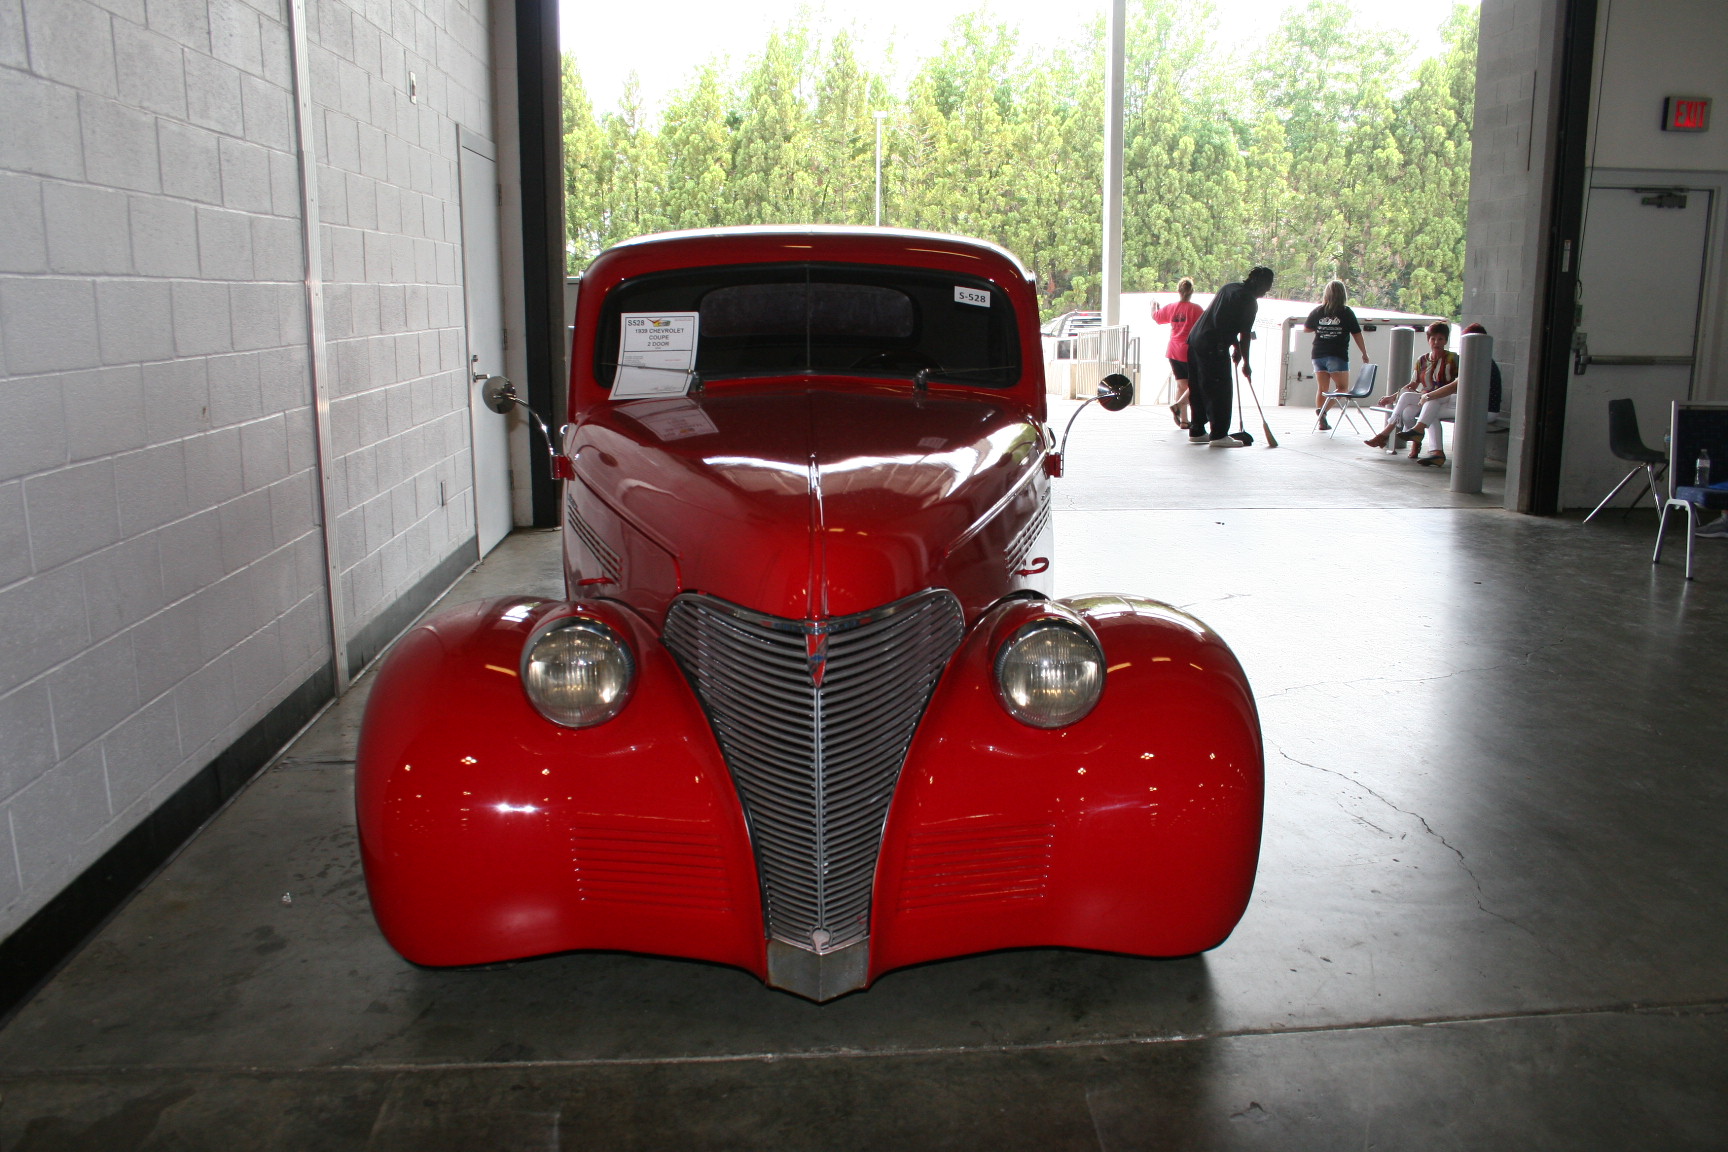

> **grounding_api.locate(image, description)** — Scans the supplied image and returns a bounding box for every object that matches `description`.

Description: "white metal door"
[459,137,513,554]
[1561,186,1712,509]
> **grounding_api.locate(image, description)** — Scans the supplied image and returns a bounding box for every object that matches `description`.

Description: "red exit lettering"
[1664,96,1710,133]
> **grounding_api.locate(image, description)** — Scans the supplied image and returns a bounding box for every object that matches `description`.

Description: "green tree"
[659,66,734,231]
[729,30,820,223]
[1388,3,1476,315]
[1251,0,1414,304]
[556,2,1479,317]
[1121,0,1250,295]
[807,32,888,224]
[561,59,607,272]
[597,76,667,244]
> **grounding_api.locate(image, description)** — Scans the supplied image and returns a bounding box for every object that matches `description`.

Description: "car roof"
[582,227,1036,292]
[601,225,1030,273]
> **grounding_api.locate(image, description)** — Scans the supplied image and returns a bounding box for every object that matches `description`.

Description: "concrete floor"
[0,402,1724,1149]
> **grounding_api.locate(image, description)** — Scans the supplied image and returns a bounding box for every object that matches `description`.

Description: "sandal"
[1417,453,1446,467]
[1170,403,1185,427]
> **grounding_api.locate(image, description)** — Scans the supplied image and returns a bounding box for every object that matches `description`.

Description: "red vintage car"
[357,227,1263,1001]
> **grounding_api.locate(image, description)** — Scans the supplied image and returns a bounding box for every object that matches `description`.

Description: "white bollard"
[1384,327,1415,452]
[1452,333,1493,493]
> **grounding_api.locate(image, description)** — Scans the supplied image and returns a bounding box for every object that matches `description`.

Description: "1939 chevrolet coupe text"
[357,227,1263,1001]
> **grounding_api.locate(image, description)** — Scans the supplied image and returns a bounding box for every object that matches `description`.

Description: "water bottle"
[1698,449,1712,487]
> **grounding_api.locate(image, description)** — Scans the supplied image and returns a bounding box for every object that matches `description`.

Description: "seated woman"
[1365,321,1458,461]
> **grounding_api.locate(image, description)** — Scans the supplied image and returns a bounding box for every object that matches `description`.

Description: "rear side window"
[595,262,1020,389]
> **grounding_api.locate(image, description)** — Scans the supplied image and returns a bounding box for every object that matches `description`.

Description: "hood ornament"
[805,631,830,686]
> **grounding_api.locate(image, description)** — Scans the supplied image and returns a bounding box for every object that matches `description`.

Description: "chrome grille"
[662,589,964,955]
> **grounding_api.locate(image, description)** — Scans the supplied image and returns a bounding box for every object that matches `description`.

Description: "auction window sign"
[614,313,700,398]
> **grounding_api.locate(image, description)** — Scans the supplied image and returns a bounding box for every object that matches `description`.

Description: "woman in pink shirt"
[1153,278,1204,428]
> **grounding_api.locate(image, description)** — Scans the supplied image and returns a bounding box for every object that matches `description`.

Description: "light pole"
[1101,0,1124,333]
[873,110,888,226]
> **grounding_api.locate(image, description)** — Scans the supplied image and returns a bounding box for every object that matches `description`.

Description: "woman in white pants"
[1365,321,1458,462]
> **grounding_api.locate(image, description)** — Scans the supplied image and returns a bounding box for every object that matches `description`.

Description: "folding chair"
[1318,363,1379,437]
[1652,400,1728,579]
[1583,399,1668,524]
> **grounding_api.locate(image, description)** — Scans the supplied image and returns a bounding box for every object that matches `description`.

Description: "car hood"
[569,384,1045,621]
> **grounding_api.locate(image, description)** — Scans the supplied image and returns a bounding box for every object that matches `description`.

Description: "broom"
[1235,357,1278,448]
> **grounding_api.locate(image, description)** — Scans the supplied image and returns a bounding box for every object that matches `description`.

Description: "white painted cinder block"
[44,181,133,275]
[0,483,29,586]
[24,457,121,569]
[0,69,85,179]
[0,681,59,798]
[1,278,99,374]
[0,173,48,273]
[0,0,491,944]
[114,20,188,118]
[129,196,201,277]
[62,364,148,460]
[80,96,163,193]
[48,632,142,757]
[97,280,175,364]
[0,0,27,70]
[25,0,120,96]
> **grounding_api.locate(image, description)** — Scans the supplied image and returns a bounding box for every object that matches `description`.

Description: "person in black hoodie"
[1186,266,1275,447]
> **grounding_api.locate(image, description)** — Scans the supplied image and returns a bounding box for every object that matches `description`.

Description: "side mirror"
[1097,373,1134,412]
[1057,372,1137,468]
[481,375,517,415]
[477,376,576,480]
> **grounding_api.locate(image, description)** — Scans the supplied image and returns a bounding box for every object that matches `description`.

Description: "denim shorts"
[1313,355,1349,373]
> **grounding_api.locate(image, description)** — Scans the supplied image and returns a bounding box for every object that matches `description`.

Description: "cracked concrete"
[0,404,1723,1147]
[1274,746,1549,948]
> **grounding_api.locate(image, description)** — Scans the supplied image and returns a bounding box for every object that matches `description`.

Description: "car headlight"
[994,619,1104,728]
[521,618,635,727]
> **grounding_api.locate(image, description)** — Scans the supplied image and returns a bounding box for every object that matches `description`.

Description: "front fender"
[870,594,1263,977]
[356,596,766,971]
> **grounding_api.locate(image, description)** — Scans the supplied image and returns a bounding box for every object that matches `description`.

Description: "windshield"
[595,262,1021,389]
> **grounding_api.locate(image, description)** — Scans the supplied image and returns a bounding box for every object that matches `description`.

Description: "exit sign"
[1663,96,1710,132]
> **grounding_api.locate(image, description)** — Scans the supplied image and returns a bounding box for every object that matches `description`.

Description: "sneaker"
[1696,517,1728,539]
[1209,434,1249,448]
[1188,434,1212,444]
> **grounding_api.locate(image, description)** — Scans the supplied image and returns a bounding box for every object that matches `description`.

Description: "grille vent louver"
[565,494,622,584]
[571,818,731,914]
[1006,490,1051,576]
[662,589,963,956]
[898,821,1055,912]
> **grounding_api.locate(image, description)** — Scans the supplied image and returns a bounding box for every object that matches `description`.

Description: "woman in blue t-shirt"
[1304,280,1370,430]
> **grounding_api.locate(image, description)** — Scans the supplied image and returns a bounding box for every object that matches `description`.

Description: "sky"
[561,0,1476,115]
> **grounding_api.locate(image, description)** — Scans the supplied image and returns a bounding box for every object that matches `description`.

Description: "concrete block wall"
[0,0,491,941]
[1463,0,1562,512]
[306,0,487,641]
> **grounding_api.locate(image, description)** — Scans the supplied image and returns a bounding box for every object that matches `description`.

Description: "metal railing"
[1043,325,1141,401]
